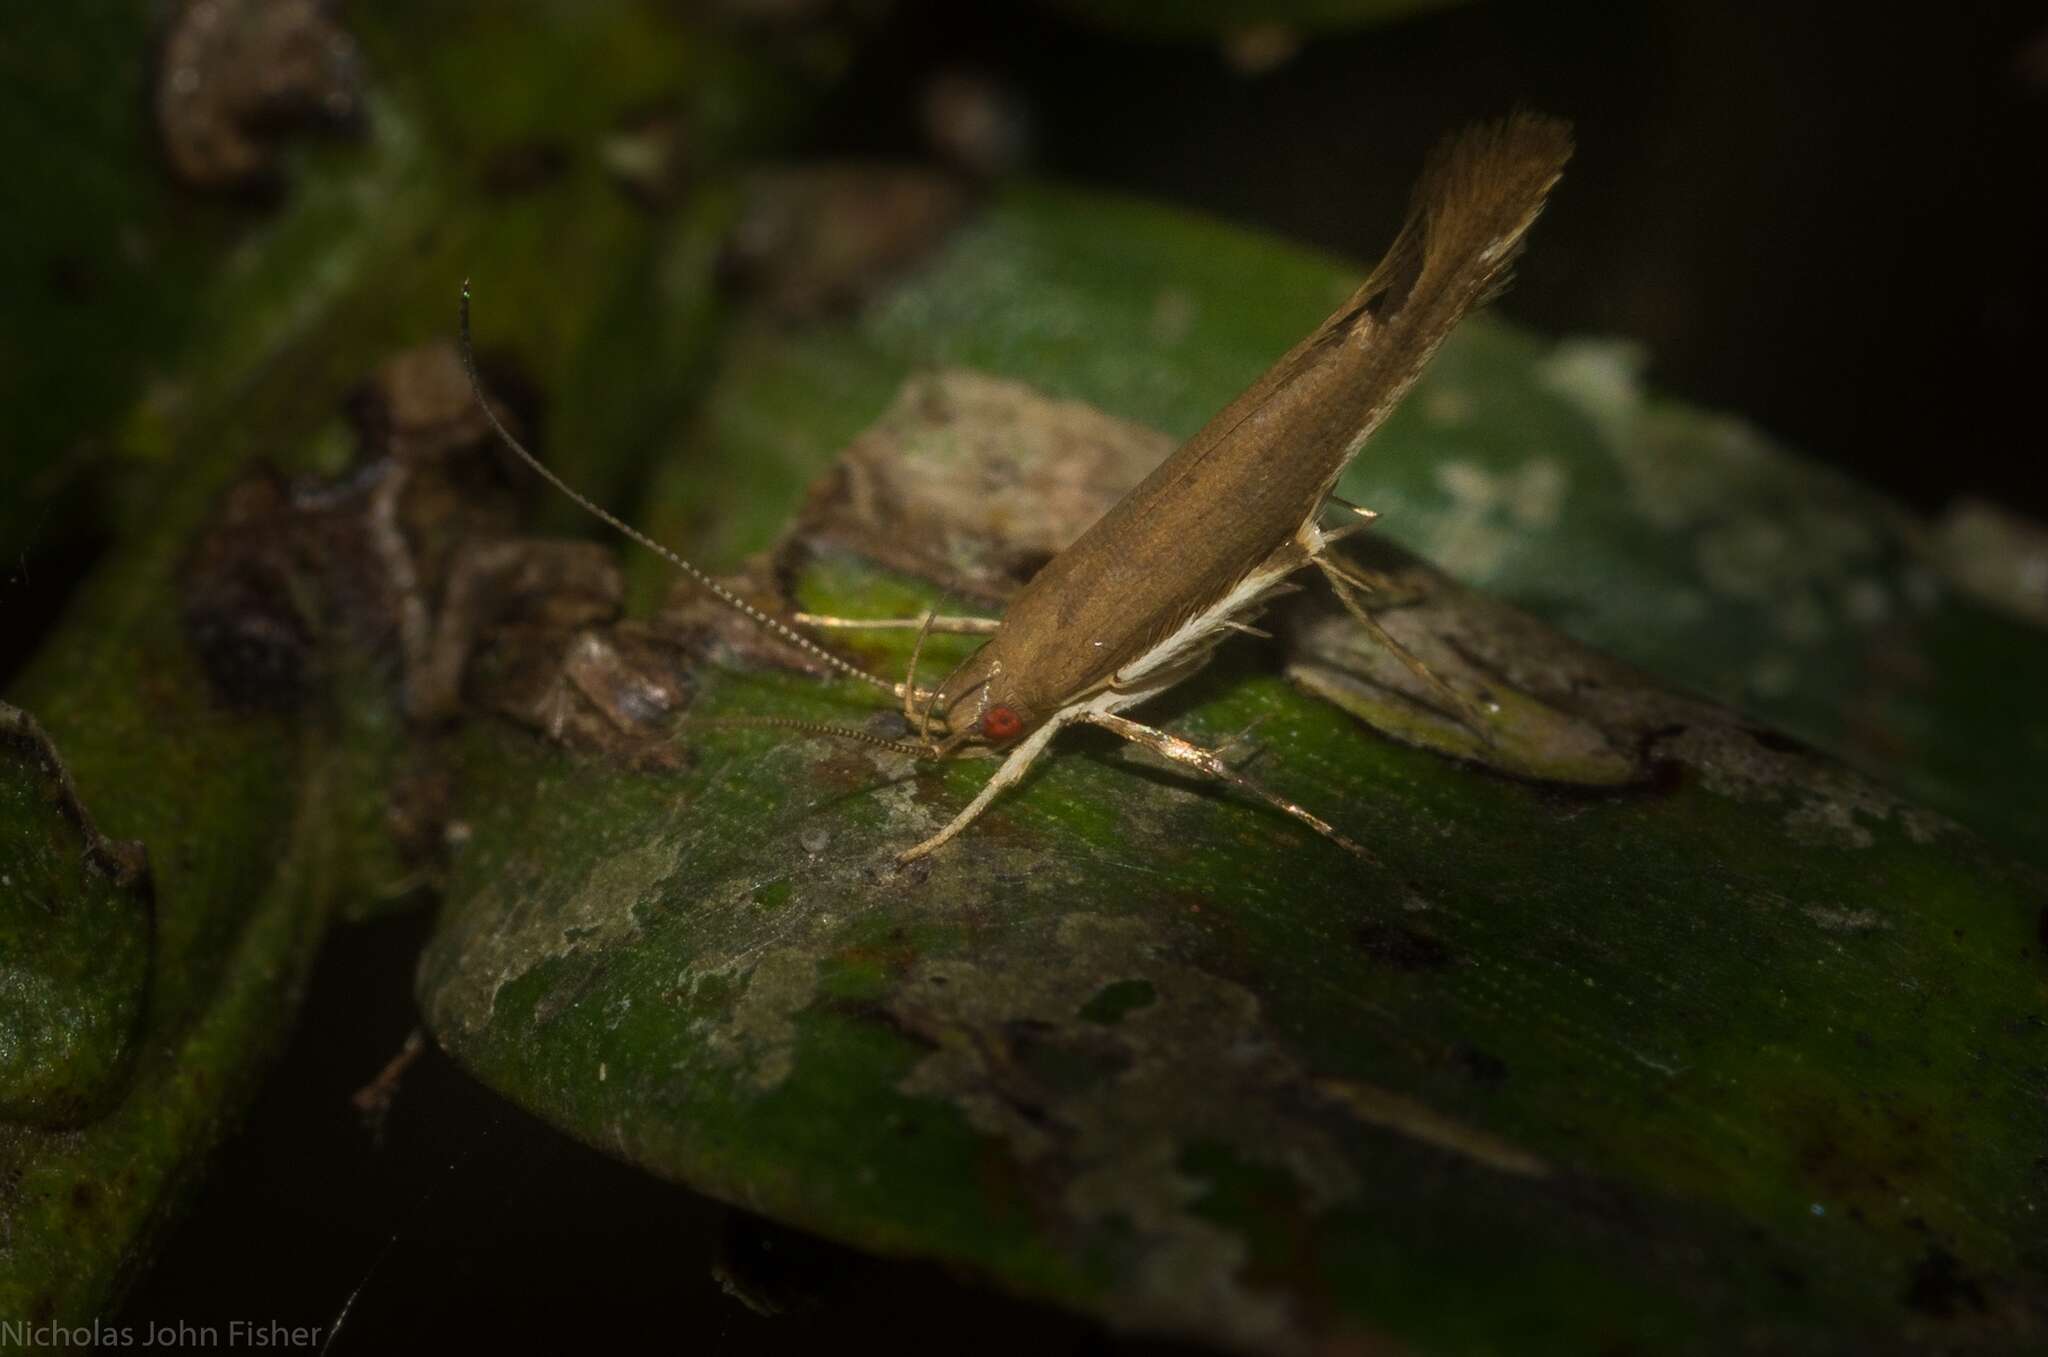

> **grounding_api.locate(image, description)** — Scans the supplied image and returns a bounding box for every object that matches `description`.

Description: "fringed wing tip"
[1421,112,1574,225]
[1432,112,1574,181]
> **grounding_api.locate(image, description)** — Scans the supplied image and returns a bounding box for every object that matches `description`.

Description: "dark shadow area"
[117,906,1200,1355]
[806,1,2048,520]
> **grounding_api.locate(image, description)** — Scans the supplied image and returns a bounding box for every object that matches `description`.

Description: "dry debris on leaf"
[156,0,362,191]
[794,368,1169,603]
[182,343,519,710]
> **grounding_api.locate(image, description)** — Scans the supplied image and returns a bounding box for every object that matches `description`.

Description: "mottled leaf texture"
[426,187,2048,1355]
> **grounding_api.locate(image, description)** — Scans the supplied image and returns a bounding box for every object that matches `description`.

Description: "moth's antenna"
[691,714,934,758]
[457,281,902,698]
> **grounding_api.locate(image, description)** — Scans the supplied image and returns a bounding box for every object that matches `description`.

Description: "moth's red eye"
[981,705,1023,741]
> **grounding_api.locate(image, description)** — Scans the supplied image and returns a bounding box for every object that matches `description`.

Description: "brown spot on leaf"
[156,0,363,192]
[792,369,1167,602]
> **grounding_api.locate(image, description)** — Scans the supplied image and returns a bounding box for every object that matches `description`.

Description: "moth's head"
[920,650,1035,752]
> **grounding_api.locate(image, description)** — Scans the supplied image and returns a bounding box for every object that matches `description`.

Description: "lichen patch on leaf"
[415,194,2048,1355]
[707,946,819,1091]
[891,912,1359,1349]
[425,828,682,1037]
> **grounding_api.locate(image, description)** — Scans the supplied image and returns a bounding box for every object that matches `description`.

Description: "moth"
[460,113,1573,865]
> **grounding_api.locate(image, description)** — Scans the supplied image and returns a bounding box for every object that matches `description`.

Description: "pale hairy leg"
[1312,551,1494,740]
[895,712,1074,866]
[1081,710,1375,862]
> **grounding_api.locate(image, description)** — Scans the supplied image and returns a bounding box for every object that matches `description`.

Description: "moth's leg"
[1208,716,1270,767]
[1081,711,1375,862]
[895,713,1071,866]
[1314,495,1382,548]
[1325,493,1381,523]
[1326,561,1430,608]
[794,612,1000,635]
[901,610,936,728]
[1312,551,1494,740]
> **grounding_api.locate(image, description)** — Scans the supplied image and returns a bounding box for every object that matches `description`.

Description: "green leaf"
[0,707,151,1127]
[419,187,2048,1353]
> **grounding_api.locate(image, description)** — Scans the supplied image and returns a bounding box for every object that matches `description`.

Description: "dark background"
[810,1,2048,520]
[80,0,2048,1349]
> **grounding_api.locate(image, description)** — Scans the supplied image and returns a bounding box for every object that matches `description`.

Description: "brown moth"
[460,113,1573,865]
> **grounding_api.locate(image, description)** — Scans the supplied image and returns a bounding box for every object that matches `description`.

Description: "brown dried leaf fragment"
[415,539,624,724]
[793,369,1167,603]
[183,342,527,713]
[1284,540,1645,787]
[1288,534,1960,846]
[470,622,695,768]
[156,0,363,191]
